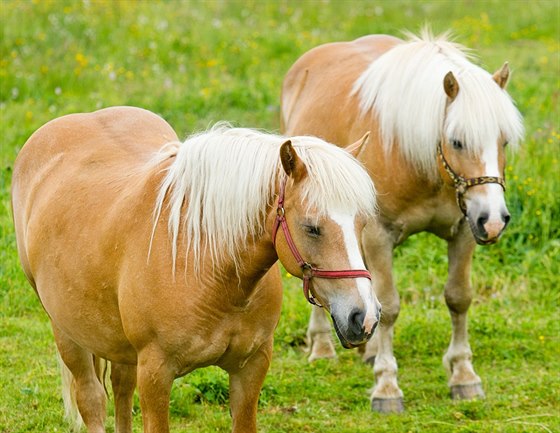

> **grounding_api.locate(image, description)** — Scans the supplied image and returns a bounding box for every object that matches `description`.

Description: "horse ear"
[280,140,307,182]
[346,131,370,159]
[493,62,510,89]
[443,71,459,101]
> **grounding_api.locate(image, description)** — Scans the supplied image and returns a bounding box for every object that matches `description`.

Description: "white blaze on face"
[330,211,379,331]
[470,144,507,223]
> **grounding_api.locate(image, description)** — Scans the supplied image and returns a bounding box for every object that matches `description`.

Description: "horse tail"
[58,352,109,432]
[281,67,308,133]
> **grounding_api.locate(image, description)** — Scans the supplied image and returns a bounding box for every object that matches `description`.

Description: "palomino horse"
[11,106,381,432]
[281,31,524,412]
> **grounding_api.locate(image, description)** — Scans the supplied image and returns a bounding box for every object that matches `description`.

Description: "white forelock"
[352,30,524,180]
[150,123,376,271]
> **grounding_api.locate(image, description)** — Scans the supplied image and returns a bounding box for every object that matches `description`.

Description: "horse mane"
[150,123,376,272]
[352,29,524,179]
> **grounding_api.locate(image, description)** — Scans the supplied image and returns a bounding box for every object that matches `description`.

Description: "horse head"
[439,63,521,245]
[272,136,381,348]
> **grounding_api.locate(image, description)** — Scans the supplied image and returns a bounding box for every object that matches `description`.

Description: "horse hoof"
[371,397,404,413]
[450,383,485,400]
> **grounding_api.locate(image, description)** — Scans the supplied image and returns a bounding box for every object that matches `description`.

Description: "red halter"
[271,178,372,307]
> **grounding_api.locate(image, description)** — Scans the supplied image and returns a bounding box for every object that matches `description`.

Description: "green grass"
[1,0,559,432]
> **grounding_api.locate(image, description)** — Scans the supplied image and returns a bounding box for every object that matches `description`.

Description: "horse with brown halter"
[11,106,380,432]
[281,31,524,412]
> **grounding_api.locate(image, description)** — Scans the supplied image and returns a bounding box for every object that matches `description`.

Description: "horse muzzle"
[467,208,511,245]
[331,306,380,348]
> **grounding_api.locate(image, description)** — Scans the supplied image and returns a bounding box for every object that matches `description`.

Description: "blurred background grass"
[1,1,558,432]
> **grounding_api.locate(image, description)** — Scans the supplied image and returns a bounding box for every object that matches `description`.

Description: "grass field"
[1,1,559,432]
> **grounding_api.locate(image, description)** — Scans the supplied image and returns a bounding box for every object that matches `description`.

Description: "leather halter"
[271,177,372,307]
[437,141,505,217]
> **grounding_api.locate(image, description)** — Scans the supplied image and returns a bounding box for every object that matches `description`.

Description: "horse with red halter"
[281,30,524,412]
[11,106,380,432]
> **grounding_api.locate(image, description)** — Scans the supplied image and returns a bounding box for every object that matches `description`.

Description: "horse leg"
[443,223,485,400]
[228,340,273,433]
[110,362,137,433]
[306,305,336,361]
[361,222,404,413]
[136,347,175,433]
[52,324,107,433]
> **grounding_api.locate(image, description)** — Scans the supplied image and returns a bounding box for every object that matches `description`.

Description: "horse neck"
[358,127,443,198]
[202,208,279,300]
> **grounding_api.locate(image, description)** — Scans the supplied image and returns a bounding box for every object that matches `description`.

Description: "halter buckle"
[456,181,468,195]
[301,262,314,278]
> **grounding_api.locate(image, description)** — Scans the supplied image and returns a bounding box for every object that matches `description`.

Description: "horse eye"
[451,139,464,150]
[305,225,321,237]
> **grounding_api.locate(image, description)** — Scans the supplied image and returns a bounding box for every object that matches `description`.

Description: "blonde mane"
[352,30,524,179]
[151,124,376,271]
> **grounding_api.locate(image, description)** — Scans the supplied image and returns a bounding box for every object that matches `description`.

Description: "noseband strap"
[437,141,505,216]
[272,178,371,307]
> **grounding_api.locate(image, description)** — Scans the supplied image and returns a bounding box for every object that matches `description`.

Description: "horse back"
[13,106,177,249]
[281,34,403,143]
[14,106,177,171]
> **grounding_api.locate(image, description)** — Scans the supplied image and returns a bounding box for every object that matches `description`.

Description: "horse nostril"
[476,213,489,233]
[349,308,366,336]
[503,212,511,226]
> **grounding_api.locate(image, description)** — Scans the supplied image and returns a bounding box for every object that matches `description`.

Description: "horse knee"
[378,297,400,326]
[444,287,472,314]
